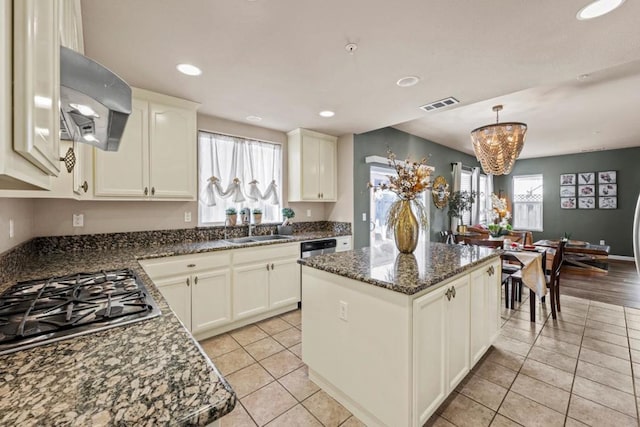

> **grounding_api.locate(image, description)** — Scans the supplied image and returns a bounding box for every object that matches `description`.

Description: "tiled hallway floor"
[201,292,640,426]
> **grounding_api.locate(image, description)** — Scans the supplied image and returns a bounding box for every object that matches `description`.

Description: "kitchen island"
[299,241,502,427]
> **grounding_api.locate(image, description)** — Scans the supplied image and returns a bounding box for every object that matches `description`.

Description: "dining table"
[502,247,547,321]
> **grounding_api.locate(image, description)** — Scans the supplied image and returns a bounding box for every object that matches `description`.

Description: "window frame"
[512,173,544,232]
[197,131,284,226]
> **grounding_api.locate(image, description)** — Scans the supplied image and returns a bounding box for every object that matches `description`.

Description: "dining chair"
[546,240,566,319]
[501,252,524,309]
[467,238,503,248]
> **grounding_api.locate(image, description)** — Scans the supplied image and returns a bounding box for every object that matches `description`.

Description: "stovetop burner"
[0,268,161,355]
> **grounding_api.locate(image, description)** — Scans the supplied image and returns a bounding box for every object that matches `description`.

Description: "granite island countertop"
[298,241,500,295]
[0,229,350,426]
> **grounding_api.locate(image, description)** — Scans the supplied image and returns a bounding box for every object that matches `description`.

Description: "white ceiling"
[81,0,640,159]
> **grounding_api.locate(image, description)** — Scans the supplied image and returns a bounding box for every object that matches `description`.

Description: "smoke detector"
[345,43,358,53]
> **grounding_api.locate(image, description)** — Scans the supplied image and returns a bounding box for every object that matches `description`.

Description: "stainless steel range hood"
[59,46,131,151]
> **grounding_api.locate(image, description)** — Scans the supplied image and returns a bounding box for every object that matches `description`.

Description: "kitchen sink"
[224,235,294,244]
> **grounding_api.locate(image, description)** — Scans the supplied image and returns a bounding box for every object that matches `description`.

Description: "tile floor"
[201,292,640,427]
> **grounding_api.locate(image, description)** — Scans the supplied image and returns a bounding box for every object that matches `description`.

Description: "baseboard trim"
[609,255,635,261]
[308,368,387,427]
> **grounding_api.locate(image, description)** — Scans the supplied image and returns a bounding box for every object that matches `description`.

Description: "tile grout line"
[563,298,590,426]
[624,306,640,421]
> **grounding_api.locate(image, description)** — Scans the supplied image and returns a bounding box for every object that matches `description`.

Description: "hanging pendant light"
[470,105,527,175]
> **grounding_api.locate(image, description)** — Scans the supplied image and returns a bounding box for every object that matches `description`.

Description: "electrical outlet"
[184,212,192,222]
[339,301,348,321]
[600,240,605,245]
[306,209,312,217]
[9,219,14,239]
[362,213,367,221]
[72,214,84,227]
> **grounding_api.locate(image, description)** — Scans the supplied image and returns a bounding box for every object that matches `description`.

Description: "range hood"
[59,46,131,151]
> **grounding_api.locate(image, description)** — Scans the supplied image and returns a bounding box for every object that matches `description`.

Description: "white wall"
[0,198,35,253]
[327,134,354,224]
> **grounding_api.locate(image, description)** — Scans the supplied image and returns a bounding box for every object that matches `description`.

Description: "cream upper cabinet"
[12,0,61,178]
[287,128,337,202]
[59,0,83,53]
[94,88,199,200]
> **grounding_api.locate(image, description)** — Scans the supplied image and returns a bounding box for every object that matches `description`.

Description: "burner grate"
[0,268,160,355]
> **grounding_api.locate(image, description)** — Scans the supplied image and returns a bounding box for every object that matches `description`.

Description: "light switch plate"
[362,213,367,221]
[9,219,14,239]
[184,212,192,222]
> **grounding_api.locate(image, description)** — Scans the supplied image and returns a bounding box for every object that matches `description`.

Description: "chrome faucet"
[223,218,229,240]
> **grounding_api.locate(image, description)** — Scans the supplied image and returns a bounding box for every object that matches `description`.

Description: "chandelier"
[470,105,527,175]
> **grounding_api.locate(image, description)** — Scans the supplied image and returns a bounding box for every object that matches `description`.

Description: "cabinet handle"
[80,181,88,193]
[452,286,456,298]
[187,264,196,268]
[144,187,148,196]
[186,278,190,287]
[445,288,452,301]
[487,266,493,276]
[151,187,156,196]
[194,276,198,285]
[317,193,321,198]
[271,263,275,270]
[266,264,270,271]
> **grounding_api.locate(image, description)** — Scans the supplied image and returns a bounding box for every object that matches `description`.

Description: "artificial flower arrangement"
[368,149,431,232]
[488,193,512,237]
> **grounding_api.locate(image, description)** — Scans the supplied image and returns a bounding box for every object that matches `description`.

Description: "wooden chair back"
[467,238,503,248]
[549,240,566,283]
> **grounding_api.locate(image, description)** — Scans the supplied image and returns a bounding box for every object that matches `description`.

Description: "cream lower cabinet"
[232,243,300,320]
[140,252,232,335]
[413,275,470,426]
[94,88,199,200]
[470,259,501,365]
[142,242,300,338]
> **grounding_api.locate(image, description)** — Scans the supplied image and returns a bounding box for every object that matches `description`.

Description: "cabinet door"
[191,269,231,334]
[13,0,61,176]
[156,275,191,330]
[72,141,92,198]
[446,275,471,391]
[232,263,270,320]
[148,102,196,199]
[94,98,149,197]
[300,134,321,200]
[318,138,337,201]
[59,0,84,53]
[413,286,447,427]
[469,267,488,365]
[269,258,300,309]
[486,260,501,344]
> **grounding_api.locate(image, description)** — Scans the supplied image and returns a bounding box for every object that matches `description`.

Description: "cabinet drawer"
[140,251,231,279]
[233,242,299,265]
[336,236,352,252]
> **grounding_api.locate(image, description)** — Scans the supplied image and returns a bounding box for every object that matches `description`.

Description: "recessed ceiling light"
[396,76,421,87]
[319,110,335,118]
[576,0,625,20]
[176,63,202,76]
[246,115,262,122]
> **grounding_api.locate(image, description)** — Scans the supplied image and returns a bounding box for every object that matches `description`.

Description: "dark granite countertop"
[0,228,350,426]
[298,241,500,296]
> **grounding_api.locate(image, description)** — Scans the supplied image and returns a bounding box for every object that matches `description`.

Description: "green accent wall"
[353,127,478,249]
[493,147,640,256]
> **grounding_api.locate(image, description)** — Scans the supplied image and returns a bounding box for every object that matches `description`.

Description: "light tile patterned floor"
[202,292,640,426]
[200,310,365,426]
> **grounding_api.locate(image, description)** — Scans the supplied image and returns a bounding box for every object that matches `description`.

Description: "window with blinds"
[512,174,543,231]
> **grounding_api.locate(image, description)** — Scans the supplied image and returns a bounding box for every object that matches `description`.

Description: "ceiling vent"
[419,97,459,112]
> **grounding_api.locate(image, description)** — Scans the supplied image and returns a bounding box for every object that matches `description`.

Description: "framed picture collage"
[560,171,617,209]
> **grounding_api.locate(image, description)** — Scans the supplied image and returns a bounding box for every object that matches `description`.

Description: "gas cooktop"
[0,268,161,355]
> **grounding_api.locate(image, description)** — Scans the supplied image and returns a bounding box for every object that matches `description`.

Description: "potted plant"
[252,208,262,225]
[239,207,250,225]
[278,208,295,235]
[447,190,477,233]
[225,207,237,226]
[488,222,513,238]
